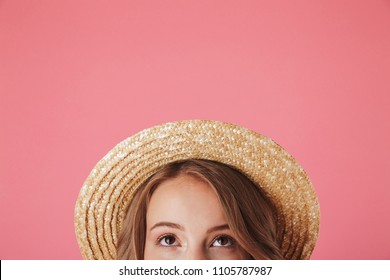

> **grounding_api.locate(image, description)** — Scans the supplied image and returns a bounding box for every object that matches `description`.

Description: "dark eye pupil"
[218,237,229,245]
[165,236,175,245]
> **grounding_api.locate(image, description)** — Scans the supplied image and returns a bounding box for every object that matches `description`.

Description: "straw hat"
[74,120,320,260]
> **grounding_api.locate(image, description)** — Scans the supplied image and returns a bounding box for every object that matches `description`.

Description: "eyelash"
[156,234,179,247]
[210,234,236,248]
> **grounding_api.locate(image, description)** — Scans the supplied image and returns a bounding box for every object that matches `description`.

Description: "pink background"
[1,0,389,259]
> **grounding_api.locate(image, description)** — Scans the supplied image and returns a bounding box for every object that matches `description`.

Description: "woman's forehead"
[146,174,228,231]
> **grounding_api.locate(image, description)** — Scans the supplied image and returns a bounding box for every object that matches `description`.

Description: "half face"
[143,174,250,260]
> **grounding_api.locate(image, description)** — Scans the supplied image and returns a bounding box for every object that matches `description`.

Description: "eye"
[158,234,179,247]
[211,235,235,247]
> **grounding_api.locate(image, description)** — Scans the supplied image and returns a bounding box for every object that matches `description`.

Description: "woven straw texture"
[74,120,320,260]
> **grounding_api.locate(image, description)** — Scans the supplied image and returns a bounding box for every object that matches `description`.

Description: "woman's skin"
[144,174,250,260]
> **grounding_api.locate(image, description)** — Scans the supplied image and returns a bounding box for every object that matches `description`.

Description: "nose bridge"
[185,244,209,260]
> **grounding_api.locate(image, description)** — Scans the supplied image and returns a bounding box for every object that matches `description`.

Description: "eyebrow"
[150,222,185,231]
[206,224,230,234]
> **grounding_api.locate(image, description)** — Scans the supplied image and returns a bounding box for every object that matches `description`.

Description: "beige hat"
[75,120,320,259]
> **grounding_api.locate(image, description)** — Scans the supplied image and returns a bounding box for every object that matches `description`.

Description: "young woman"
[75,120,320,260]
[117,159,282,260]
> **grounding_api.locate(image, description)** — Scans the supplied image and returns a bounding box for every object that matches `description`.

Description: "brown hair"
[117,159,283,259]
